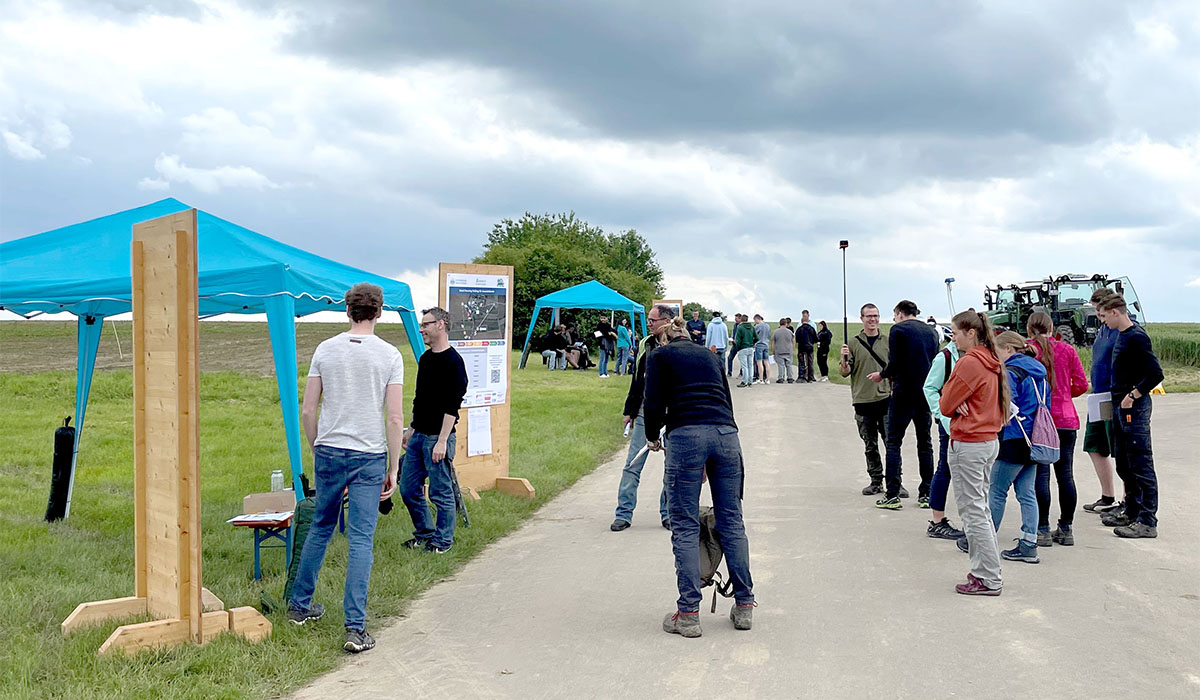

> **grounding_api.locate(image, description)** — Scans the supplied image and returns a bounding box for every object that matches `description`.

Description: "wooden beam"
[228,607,272,643]
[201,588,224,612]
[200,610,229,643]
[98,618,190,656]
[495,477,535,499]
[61,597,147,637]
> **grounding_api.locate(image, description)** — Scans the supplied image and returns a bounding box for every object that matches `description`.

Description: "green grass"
[0,324,631,700]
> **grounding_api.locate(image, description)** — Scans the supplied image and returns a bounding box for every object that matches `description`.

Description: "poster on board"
[446,272,509,407]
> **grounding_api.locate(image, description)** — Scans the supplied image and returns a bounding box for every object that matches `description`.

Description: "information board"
[446,272,509,407]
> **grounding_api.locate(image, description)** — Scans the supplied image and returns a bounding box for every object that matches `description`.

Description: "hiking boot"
[287,603,325,626]
[1101,510,1131,527]
[927,518,964,540]
[1037,529,1053,547]
[1051,526,1074,546]
[1001,539,1040,564]
[875,496,902,510]
[425,541,453,554]
[917,496,930,509]
[861,482,883,496]
[956,535,969,554]
[610,519,631,532]
[1114,522,1157,539]
[898,486,910,499]
[730,603,755,630]
[786,379,795,383]
[955,573,1001,596]
[663,610,702,638]
[1083,497,1119,514]
[343,628,376,653]
[401,537,429,550]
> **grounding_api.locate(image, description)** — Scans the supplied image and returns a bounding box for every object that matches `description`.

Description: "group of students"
[842,291,1163,596]
[698,310,835,387]
[541,318,637,375]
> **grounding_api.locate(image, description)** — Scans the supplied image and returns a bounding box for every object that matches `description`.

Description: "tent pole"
[518,305,542,369]
[265,296,306,498]
[398,308,426,361]
[66,313,105,519]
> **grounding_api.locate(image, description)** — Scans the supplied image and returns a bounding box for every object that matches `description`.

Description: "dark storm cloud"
[280,0,1125,146]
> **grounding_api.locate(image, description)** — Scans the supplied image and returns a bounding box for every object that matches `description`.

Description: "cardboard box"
[242,489,296,515]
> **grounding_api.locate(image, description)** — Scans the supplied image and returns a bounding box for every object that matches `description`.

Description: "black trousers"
[816,348,830,377]
[884,390,935,499]
[1113,397,1157,527]
[854,401,889,483]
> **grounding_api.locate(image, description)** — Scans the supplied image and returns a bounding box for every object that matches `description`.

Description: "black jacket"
[796,323,818,351]
[643,337,737,439]
[878,319,940,392]
[623,335,658,417]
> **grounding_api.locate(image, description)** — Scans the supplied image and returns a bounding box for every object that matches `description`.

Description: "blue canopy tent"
[0,198,426,516]
[517,280,647,369]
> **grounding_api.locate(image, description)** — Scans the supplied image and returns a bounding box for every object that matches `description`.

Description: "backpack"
[1009,365,1060,465]
[699,506,735,612]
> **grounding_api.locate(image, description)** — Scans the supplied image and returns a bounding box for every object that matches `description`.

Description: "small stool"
[230,512,294,580]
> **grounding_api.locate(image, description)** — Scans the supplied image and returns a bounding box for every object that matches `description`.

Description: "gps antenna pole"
[839,240,850,347]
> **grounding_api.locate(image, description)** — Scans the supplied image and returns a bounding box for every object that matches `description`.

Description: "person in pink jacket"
[1027,312,1089,546]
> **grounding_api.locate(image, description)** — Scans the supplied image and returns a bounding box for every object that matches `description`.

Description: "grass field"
[0,322,631,700]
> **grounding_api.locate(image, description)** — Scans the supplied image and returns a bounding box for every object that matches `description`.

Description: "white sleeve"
[387,351,405,386]
[308,344,324,377]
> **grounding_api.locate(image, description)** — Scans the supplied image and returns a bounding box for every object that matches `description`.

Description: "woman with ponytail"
[938,310,1007,595]
[1027,312,1089,546]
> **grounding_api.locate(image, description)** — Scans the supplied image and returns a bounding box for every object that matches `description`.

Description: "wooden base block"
[462,486,481,502]
[201,610,229,642]
[98,618,190,655]
[62,596,148,637]
[201,588,224,612]
[495,477,535,499]
[228,606,272,642]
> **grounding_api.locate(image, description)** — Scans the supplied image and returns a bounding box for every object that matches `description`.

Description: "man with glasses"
[611,304,673,531]
[840,303,892,496]
[398,307,469,554]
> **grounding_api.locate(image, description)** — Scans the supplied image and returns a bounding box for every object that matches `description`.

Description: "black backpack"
[699,506,735,612]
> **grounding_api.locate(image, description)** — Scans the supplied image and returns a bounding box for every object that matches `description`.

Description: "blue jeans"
[289,445,386,631]
[1113,396,1157,527]
[727,345,737,375]
[542,349,565,370]
[1036,429,1078,529]
[616,346,630,374]
[614,414,668,523]
[929,424,952,512]
[599,347,611,376]
[665,424,754,612]
[399,431,458,548]
[989,458,1038,545]
[737,348,754,385]
[754,343,769,361]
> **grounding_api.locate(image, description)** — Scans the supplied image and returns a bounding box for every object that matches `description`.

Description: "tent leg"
[66,314,105,519]
[265,297,305,498]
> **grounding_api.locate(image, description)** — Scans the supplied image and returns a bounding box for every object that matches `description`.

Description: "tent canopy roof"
[0,198,418,319]
[533,280,645,313]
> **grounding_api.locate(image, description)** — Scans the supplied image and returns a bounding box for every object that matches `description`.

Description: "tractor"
[984,274,1145,346]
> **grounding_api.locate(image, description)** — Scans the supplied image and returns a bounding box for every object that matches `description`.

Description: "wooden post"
[61,210,271,653]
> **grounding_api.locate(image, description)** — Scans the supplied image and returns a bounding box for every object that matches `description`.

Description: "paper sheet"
[1087,392,1113,423]
[467,406,492,456]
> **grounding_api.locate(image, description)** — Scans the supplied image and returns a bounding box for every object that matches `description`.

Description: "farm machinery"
[984,274,1145,346]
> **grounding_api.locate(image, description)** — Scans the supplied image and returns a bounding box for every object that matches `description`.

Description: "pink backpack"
[1017,376,1060,464]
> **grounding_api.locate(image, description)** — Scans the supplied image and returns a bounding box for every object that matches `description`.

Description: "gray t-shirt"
[771,327,794,355]
[754,322,770,344]
[308,333,405,453]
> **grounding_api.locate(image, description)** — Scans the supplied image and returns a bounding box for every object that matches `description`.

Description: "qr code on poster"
[491,370,501,383]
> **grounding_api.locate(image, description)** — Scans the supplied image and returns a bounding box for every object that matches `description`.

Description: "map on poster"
[446,272,509,407]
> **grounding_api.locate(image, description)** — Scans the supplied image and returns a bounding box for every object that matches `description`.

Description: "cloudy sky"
[2,0,1199,321]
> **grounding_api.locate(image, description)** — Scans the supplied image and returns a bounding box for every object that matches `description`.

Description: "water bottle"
[270,469,285,492]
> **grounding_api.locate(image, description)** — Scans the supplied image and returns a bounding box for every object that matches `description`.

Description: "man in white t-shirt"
[287,283,406,654]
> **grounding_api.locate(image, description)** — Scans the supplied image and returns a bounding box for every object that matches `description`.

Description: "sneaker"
[956,535,969,554]
[1082,497,1118,514]
[898,486,910,499]
[927,517,964,540]
[425,541,453,554]
[663,610,702,638]
[786,379,794,384]
[730,603,755,630]
[1114,522,1157,539]
[775,379,785,384]
[917,496,930,509]
[1001,538,1040,564]
[343,628,376,653]
[610,519,631,532]
[875,496,903,510]
[1101,510,1131,527]
[861,482,883,496]
[661,518,670,530]
[1037,530,1053,548]
[401,537,429,550]
[955,573,1001,596]
[737,382,749,388]
[1051,526,1074,546]
[287,603,325,626]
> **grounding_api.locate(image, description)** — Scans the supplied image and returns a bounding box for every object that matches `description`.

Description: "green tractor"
[984,274,1145,346]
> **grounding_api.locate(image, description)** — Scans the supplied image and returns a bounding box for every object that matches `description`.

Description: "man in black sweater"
[1099,295,1164,539]
[399,307,469,554]
[795,311,818,383]
[870,300,939,509]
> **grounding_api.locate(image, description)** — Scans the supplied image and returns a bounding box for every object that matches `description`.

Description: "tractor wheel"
[1056,325,1077,345]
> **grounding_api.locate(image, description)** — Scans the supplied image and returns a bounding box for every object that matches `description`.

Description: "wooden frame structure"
[61,210,270,654]
[438,263,533,498]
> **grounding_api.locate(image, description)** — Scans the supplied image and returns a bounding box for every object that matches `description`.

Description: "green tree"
[682,301,720,320]
[475,212,665,345]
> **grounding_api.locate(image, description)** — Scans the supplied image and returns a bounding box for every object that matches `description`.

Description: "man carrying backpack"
[840,303,890,495]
